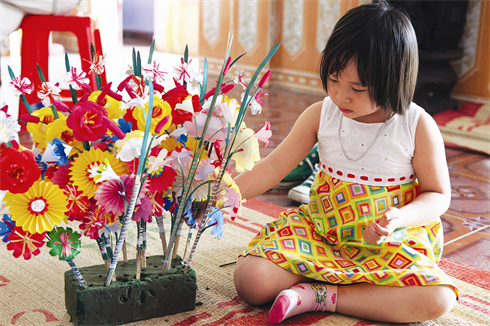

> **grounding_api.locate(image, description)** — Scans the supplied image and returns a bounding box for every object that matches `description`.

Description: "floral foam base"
[64,255,196,326]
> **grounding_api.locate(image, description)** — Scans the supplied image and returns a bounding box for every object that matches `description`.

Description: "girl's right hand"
[363,208,400,244]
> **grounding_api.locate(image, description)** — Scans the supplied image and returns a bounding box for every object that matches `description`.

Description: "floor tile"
[444,238,490,271]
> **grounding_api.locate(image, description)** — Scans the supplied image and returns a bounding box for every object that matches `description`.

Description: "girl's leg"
[337,282,457,323]
[234,255,311,305]
[235,255,457,323]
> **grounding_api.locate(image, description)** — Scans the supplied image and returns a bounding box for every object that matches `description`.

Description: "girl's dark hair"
[319,0,418,114]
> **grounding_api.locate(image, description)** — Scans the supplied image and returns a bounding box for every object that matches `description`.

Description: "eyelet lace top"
[317,97,423,186]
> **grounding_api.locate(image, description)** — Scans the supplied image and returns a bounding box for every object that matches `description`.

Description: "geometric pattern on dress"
[242,171,458,298]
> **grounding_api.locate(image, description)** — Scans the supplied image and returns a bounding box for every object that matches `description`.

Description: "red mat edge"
[242,198,286,218]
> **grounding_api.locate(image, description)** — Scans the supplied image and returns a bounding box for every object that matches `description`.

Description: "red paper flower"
[165,82,202,124]
[127,156,177,193]
[64,184,90,220]
[66,100,108,141]
[122,108,139,131]
[0,147,41,194]
[50,165,72,188]
[78,204,103,240]
[147,191,166,216]
[6,226,46,260]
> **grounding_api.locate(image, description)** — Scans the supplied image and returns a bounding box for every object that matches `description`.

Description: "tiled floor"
[237,86,490,272]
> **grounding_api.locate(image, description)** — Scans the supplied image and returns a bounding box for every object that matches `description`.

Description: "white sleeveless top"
[317,97,423,186]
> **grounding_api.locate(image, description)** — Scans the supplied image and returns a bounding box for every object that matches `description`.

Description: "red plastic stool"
[18,14,107,119]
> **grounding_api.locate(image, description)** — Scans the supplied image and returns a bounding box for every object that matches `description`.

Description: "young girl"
[233,1,458,324]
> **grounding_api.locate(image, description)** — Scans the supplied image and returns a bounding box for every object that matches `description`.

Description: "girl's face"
[327,61,391,123]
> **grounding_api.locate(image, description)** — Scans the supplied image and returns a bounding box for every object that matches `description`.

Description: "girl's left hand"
[364,207,400,244]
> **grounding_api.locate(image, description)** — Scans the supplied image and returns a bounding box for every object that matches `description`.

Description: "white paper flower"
[146,148,172,174]
[143,60,167,83]
[219,98,240,123]
[0,110,21,143]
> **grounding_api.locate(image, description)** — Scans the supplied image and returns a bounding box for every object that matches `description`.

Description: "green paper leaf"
[137,51,142,77]
[148,39,156,64]
[65,53,78,104]
[137,80,154,178]
[132,47,137,76]
[200,58,208,101]
[184,45,189,63]
[36,64,46,83]
[230,52,246,69]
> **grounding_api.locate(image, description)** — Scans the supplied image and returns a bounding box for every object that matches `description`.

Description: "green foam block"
[64,255,196,325]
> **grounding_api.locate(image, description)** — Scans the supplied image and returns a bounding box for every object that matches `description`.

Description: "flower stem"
[161,157,199,274]
[184,158,228,273]
[105,179,141,285]
[156,214,167,257]
[67,259,87,288]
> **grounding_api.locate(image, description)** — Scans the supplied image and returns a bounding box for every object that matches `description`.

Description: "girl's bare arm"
[364,111,451,243]
[234,101,322,201]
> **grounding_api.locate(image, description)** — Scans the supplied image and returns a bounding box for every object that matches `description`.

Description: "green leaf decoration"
[137,79,154,178]
[65,53,78,104]
[148,39,156,64]
[200,58,208,101]
[36,64,47,83]
[46,227,81,261]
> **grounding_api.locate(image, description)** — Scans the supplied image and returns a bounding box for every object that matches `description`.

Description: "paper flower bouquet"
[0,35,279,293]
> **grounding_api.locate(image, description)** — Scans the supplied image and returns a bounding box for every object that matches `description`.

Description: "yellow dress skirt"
[242,170,459,297]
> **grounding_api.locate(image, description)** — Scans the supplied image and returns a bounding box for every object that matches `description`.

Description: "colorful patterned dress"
[242,97,458,297]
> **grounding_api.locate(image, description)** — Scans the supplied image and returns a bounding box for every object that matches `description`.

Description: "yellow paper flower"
[134,96,172,134]
[4,180,68,234]
[69,148,128,198]
[231,125,260,172]
[26,107,56,149]
[159,137,184,152]
[89,91,122,120]
[44,117,83,155]
[158,136,199,154]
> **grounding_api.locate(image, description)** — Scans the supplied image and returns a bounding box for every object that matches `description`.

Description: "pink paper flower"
[65,67,90,90]
[143,60,167,82]
[173,57,193,83]
[233,68,248,89]
[9,76,32,96]
[94,174,134,216]
[183,113,225,142]
[253,121,272,147]
[132,196,153,222]
[224,187,241,221]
